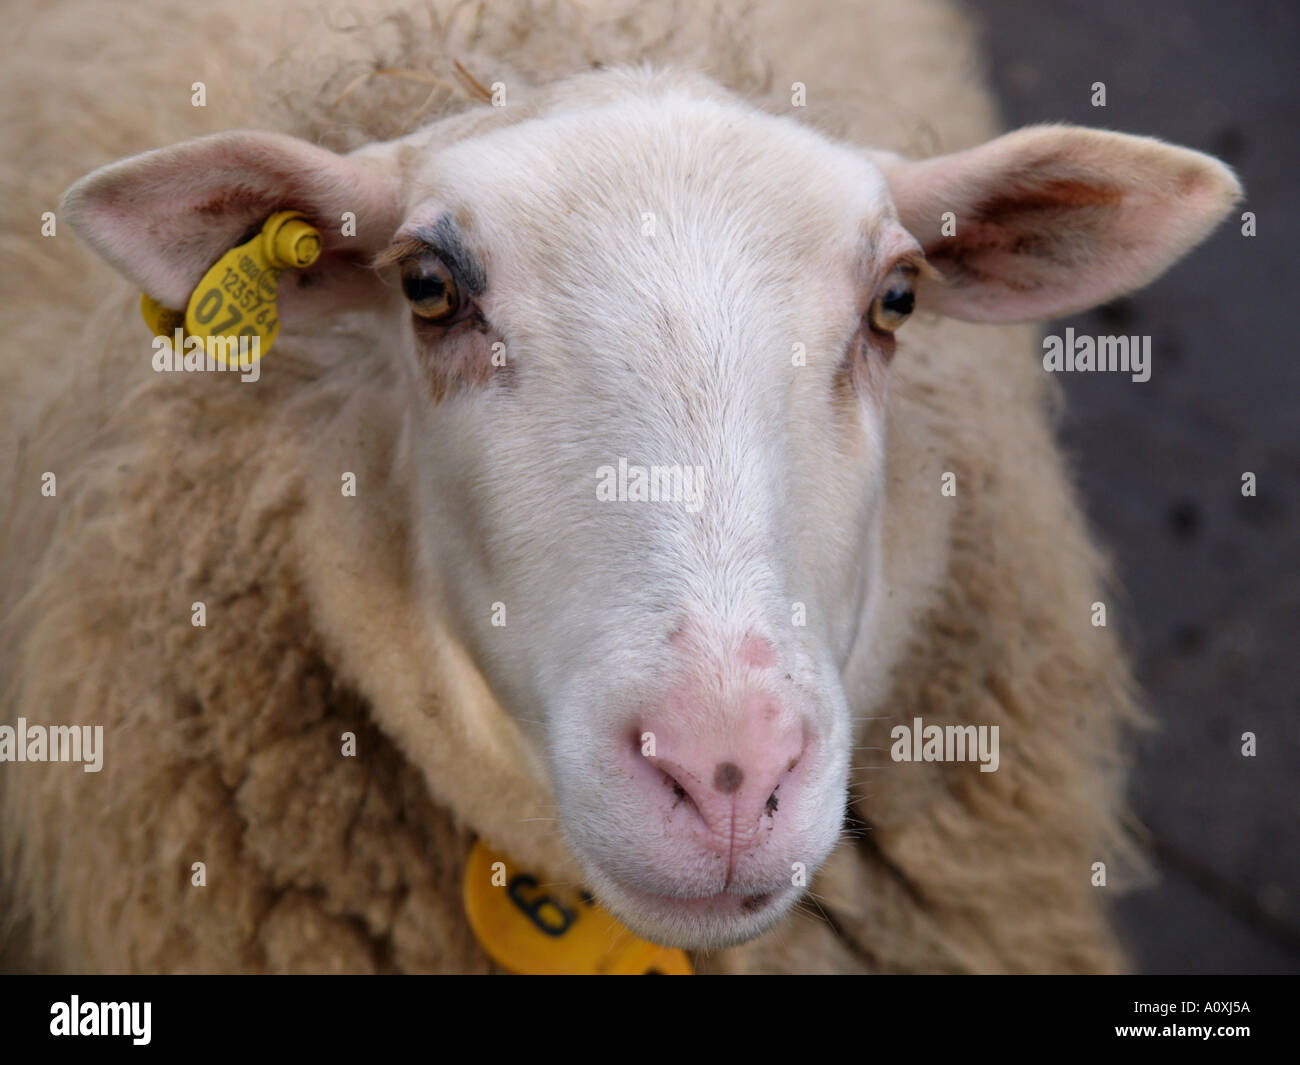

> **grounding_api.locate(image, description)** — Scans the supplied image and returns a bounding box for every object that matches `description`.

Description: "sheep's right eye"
[401,254,463,323]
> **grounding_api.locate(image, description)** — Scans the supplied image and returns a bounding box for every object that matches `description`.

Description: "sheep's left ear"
[874,125,1242,322]
[61,130,404,320]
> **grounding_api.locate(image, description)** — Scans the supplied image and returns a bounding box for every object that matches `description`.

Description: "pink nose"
[640,707,807,860]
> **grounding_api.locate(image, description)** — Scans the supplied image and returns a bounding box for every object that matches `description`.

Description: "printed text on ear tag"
[140,210,320,363]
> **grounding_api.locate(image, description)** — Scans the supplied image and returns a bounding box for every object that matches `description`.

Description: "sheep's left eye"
[401,254,463,322]
[868,264,917,333]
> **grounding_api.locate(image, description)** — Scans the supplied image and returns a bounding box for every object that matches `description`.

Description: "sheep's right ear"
[61,130,403,319]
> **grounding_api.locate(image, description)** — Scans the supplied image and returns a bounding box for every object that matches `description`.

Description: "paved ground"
[964,0,1298,972]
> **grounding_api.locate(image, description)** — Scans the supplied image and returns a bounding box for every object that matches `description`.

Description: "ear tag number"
[507,874,576,937]
[140,210,321,363]
[463,840,693,975]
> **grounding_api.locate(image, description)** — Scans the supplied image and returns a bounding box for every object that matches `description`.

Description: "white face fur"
[393,88,915,947]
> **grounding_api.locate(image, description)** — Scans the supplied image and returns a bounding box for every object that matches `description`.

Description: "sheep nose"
[641,717,806,858]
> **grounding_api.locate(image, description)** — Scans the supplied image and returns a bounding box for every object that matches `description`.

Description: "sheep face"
[62,66,1240,953]
[396,91,906,948]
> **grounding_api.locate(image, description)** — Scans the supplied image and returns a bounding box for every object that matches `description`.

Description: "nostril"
[666,774,694,811]
[713,761,743,794]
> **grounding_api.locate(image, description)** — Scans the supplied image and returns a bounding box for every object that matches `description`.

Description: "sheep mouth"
[634,886,775,915]
[591,872,797,949]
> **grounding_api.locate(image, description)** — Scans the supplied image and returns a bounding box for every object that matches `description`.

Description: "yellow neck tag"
[140,211,321,364]
[463,841,693,975]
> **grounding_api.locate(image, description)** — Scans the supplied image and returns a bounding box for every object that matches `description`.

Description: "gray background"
[964,0,1298,972]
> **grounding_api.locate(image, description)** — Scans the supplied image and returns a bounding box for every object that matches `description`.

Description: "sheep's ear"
[61,130,402,317]
[875,125,1241,322]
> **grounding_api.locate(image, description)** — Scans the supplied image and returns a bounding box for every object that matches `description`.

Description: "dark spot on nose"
[713,762,743,794]
[741,893,772,912]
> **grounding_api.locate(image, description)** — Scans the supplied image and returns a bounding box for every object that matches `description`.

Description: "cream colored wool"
[1,0,1143,972]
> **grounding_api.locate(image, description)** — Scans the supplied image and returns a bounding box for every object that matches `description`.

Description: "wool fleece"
[1,0,1150,972]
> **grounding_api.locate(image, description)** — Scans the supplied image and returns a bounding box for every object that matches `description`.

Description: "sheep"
[0,0,1240,973]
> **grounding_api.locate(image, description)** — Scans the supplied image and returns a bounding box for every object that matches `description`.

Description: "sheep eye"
[401,254,462,322]
[868,264,917,333]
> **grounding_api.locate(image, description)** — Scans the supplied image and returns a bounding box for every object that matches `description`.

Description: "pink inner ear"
[880,126,1241,323]
[62,130,401,309]
[920,178,1127,320]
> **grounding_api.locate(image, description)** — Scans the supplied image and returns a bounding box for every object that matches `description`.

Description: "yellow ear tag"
[463,841,692,975]
[140,210,321,364]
